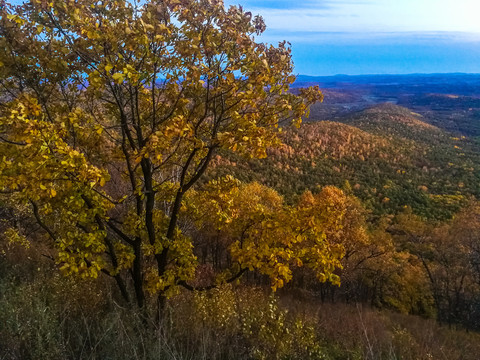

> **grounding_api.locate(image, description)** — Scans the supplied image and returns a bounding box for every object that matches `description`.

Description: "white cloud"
[227,0,480,35]
[257,30,480,45]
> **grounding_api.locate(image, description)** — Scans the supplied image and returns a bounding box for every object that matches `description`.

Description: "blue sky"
[9,0,480,75]
[225,0,480,75]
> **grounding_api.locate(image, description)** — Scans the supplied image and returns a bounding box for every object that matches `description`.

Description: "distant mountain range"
[294,73,480,89]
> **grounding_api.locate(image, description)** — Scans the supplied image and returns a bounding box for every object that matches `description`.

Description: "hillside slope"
[207,104,480,219]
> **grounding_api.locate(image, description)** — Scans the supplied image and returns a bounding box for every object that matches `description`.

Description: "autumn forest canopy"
[1,0,480,359]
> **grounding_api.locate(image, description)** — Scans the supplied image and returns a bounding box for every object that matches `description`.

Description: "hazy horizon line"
[295,72,480,78]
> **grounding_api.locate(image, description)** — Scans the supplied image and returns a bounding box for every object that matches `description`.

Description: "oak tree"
[0,0,327,311]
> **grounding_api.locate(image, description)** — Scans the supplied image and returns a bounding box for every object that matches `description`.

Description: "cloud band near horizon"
[225,0,480,75]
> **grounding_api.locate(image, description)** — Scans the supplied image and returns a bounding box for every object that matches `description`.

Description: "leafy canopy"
[0,0,335,307]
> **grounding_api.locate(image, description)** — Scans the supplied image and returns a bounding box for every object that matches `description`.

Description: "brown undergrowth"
[1,241,480,360]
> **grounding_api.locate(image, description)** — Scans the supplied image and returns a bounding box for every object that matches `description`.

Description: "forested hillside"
[202,101,480,336]
[207,103,480,219]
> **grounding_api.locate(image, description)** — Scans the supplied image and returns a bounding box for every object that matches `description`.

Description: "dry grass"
[1,242,480,360]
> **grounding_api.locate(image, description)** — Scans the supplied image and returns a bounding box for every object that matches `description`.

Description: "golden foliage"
[0,0,323,306]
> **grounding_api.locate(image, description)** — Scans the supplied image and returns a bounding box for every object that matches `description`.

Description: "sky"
[8,0,480,75]
[224,0,480,75]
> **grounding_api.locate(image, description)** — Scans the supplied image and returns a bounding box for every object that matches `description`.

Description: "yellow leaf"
[86,30,98,39]
[112,73,125,84]
[50,189,57,197]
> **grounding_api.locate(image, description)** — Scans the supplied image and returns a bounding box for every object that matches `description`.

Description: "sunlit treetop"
[0,0,325,309]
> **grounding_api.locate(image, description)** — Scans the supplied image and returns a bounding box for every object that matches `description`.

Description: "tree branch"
[178,267,247,291]
[30,200,57,241]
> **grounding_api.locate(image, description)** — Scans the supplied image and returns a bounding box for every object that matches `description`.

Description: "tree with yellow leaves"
[0,0,325,313]
[188,182,346,291]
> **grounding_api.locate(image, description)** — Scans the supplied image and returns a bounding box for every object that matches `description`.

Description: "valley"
[208,74,480,220]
